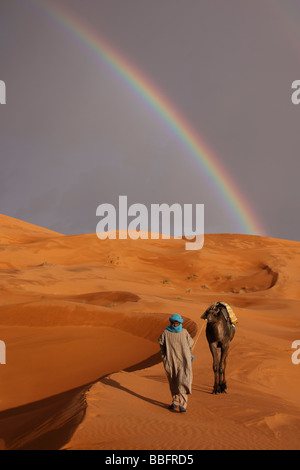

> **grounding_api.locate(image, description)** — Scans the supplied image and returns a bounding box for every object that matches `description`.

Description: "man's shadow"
[100,376,168,409]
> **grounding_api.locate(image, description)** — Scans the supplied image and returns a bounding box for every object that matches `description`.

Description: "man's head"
[169,313,183,326]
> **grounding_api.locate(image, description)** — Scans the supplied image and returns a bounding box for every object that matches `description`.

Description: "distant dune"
[0,214,299,450]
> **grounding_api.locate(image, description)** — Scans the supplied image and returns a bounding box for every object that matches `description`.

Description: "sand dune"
[0,214,299,449]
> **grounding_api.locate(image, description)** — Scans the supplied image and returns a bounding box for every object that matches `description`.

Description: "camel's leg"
[222,357,227,391]
[219,345,229,393]
[209,343,220,394]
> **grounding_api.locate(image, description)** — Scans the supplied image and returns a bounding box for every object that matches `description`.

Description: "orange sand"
[0,214,299,450]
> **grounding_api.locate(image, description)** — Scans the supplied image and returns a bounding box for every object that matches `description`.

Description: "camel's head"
[201,302,223,324]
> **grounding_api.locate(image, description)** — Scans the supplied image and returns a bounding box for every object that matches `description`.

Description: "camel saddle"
[203,301,238,326]
[219,302,238,325]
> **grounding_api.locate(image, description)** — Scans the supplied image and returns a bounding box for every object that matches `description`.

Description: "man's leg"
[179,393,188,411]
[172,394,180,407]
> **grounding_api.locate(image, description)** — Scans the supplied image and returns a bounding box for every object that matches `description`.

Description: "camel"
[201,302,236,394]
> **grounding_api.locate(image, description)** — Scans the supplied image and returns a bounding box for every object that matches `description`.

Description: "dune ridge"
[0,214,299,449]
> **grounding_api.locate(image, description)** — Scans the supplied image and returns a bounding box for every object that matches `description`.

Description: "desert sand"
[0,213,299,450]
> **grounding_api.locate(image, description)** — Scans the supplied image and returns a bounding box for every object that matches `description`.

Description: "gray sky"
[0,0,299,240]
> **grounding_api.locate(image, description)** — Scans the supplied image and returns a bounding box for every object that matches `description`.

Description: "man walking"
[158,314,194,412]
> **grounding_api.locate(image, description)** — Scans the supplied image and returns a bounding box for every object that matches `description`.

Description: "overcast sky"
[0,0,299,240]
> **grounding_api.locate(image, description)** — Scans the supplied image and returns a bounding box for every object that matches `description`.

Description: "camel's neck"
[207,315,228,341]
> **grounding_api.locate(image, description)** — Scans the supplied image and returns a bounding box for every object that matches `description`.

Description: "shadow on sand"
[0,385,89,450]
[0,352,164,449]
[100,376,167,410]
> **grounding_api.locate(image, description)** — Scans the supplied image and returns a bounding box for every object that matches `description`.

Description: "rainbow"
[28,0,266,236]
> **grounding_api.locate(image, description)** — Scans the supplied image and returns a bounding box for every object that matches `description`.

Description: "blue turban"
[169,313,183,323]
[166,313,183,332]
